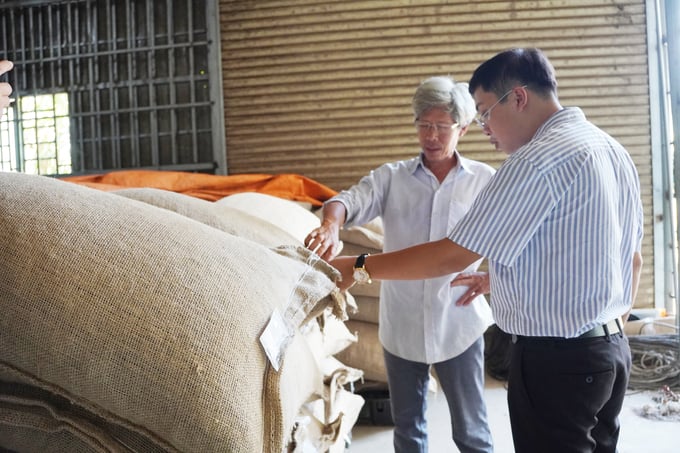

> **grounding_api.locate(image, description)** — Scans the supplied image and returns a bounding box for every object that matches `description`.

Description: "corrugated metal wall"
[218,0,655,306]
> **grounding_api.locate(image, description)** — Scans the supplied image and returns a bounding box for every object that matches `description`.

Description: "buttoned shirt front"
[449,107,644,337]
[331,151,495,363]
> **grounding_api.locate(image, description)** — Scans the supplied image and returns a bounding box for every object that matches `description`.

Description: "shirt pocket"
[448,199,472,229]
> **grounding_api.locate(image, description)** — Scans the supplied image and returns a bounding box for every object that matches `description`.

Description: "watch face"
[353,268,371,284]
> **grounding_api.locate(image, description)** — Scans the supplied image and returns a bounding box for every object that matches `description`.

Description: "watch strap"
[354,253,369,270]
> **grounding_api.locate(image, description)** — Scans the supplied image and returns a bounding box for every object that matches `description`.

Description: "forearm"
[623,251,643,323]
[320,200,346,228]
[363,238,481,281]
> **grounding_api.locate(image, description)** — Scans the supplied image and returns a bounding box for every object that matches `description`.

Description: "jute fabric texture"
[0,172,343,452]
[336,320,387,383]
[114,187,302,248]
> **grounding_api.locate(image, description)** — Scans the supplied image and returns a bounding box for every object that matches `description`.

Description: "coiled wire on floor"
[482,324,680,390]
[628,334,680,390]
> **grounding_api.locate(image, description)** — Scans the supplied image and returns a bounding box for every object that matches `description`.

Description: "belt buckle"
[604,317,623,337]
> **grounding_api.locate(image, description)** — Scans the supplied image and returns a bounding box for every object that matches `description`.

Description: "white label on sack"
[260,308,294,372]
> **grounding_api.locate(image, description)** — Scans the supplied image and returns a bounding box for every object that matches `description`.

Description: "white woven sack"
[114,187,301,248]
[312,209,384,250]
[302,312,358,367]
[0,172,342,453]
[290,385,364,453]
[216,192,321,244]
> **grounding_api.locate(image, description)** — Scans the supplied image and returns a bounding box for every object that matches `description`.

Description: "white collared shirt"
[331,151,496,362]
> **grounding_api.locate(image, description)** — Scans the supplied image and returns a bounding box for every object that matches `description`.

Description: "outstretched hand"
[0,60,15,117]
[450,271,490,306]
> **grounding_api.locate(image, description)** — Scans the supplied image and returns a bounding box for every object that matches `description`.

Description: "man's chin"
[489,140,510,154]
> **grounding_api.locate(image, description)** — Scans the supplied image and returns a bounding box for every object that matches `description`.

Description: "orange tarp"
[60,170,338,207]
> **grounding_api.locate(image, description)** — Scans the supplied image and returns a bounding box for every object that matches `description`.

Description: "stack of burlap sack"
[0,173,363,453]
[318,215,389,385]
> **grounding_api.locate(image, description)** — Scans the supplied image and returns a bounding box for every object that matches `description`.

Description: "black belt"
[511,318,623,344]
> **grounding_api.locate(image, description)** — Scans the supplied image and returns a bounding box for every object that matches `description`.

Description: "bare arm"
[623,251,643,323]
[329,238,482,290]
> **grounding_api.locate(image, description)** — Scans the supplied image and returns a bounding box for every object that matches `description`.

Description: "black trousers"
[507,332,631,453]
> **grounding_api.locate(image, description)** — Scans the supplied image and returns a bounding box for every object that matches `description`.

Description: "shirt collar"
[413,149,474,176]
[532,107,585,141]
[514,107,585,157]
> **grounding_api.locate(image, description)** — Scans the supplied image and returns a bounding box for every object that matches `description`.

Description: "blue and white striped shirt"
[449,107,643,337]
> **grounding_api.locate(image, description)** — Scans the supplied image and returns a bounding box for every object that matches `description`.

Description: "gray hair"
[412,76,476,127]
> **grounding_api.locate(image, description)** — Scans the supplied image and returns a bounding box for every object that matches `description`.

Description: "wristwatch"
[352,253,372,285]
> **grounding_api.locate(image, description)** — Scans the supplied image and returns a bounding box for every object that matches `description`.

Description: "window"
[0,0,224,177]
[1,93,72,174]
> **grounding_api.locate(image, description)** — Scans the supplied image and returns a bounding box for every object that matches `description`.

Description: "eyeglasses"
[474,85,527,128]
[414,120,459,137]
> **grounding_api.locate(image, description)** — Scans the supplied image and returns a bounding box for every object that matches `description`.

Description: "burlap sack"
[114,187,301,248]
[338,218,384,250]
[349,295,380,324]
[0,172,343,452]
[216,192,321,244]
[337,242,381,260]
[312,209,384,251]
[115,187,355,449]
[335,320,387,383]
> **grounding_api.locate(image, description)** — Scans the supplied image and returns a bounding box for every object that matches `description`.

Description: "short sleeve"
[448,158,557,266]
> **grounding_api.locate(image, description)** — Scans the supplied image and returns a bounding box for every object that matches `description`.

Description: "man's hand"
[328,255,357,291]
[305,221,341,261]
[0,60,15,118]
[305,201,346,261]
[450,271,490,306]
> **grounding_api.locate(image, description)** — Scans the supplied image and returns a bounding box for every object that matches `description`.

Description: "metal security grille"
[0,0,225,176]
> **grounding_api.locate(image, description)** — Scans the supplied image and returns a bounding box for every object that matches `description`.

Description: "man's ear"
[514,86,529,111]
[458,124,470,137]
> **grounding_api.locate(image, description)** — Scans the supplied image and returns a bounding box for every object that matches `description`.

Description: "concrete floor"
[348,376,679,452]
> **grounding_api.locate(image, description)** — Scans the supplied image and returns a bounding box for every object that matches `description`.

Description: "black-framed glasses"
[414,120,459,137]
[475,85,527,128]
